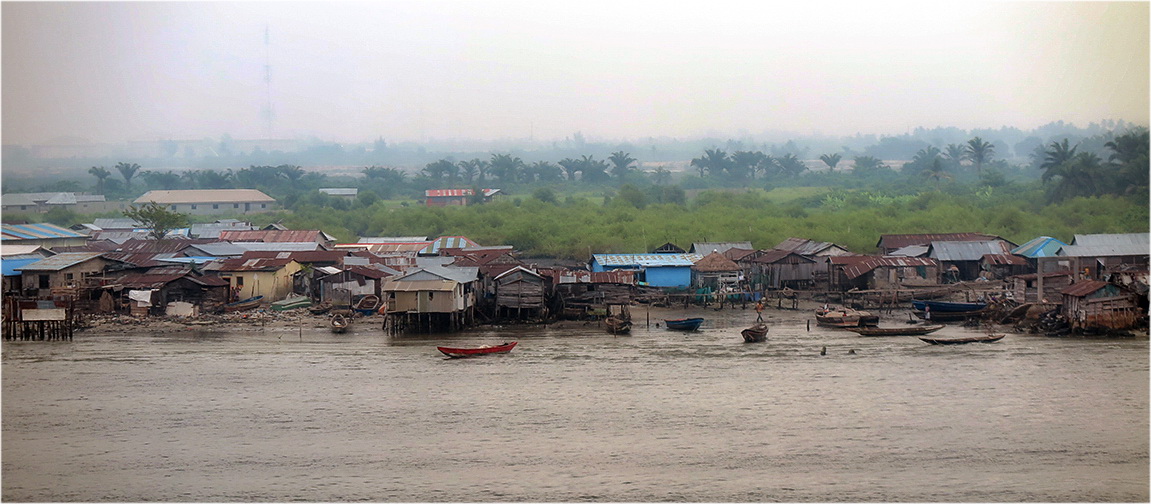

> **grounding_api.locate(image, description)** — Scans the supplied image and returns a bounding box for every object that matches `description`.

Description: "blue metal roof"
[2,258,40,276]
[1,222,87,241]
[1011,236,1067,258]
[592,253,703,267]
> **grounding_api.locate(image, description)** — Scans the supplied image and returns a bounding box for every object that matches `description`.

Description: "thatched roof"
[691,252,741,272]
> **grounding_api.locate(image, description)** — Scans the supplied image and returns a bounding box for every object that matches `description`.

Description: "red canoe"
[437,341,518,358]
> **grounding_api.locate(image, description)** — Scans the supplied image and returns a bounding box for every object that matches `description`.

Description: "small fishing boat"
[664,317,704,331]
[913,309,986,322]
[330,313,349,334]
[224,295,263,312]
[741,323,769,342]
[438,341,518,358]
[848,324,945,336]
[309,302,332,315]
[604,315,632,335]
[353,295,381,316]
[271,295,312,311]
[815,306,880,328]
[919,333,1005,345]
[911,300,987,313]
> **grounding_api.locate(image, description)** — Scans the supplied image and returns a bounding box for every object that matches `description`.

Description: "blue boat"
[911,300,987,313]
[664,317,704,331]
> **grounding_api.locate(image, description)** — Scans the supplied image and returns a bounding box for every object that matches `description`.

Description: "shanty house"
[16,252,116,298]
[829,256,941,291]
[691,252,743,290]
[2,222,89,249]
[207,257,303,302]
[134,189,278,215]
[317,262,399,306]
[1060,280,1144,331]
[424,189,500,207]
[1057,233,1150,281]
[590,253,702,288]
[494,266,548,319]
[1009,271,1074,303]
[929,240,1014,282]
[105,266,230,316]
[690,242,754,256]
[383,266,479,332]
[219,229,335,250]
[773,237,853,257]
[749,250,820,289]
[877,233,1008,255]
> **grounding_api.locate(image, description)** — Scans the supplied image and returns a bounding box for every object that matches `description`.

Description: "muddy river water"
[3,304,1147,501]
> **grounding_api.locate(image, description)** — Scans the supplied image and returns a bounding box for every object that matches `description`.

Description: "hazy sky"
[2,1,1148,145]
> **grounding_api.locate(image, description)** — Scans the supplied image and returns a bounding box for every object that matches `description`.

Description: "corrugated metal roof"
[135,189,276,204]
[930,241,1011,261]
[878,233,1000,250]
[92,218,144,229]
[357,237,430,243]
[189,222,256,238]
[209,257,296,272]
[1060,233,1150,257]
[690,242,753,255]
[219,230,327,243]
[773,237,839,256]
[2,258,41,276]
[751,250,817,264]
[1,223,88,241]
[593,253,703,267]
[424,189,499,197]
[394,265,478,283]
[15,252,106,271]
[889,245,930,257]
[188,242,246,256]
[1,245,46,257]
[842,256,939,280]
[382,279,456,292]
[420,236,479,255]
[231,242,323,252]
[1061,280,1111,297]
[551,269,636,285]
[982,253,1029,266]
[1012,236,1067,258]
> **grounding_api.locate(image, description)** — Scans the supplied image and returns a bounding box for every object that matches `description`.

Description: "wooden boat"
[309,303,332,315]
[848,324,945,336]
[271,295,312,311]
[604,315,632,335]
[912,300,987,313]
[664,317,704,331]
[913,309,986,322]
[330,313,349,334]
[353,295,381,316]
[919,333,1005,345]
[224,295,263,312]
[815,307,879,328]
[741,323,769,342]
[438,341,518,358]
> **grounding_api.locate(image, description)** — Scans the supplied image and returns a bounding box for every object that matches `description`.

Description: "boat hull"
[438,342,518,358]
[665,318,704,331]
[272,296,312,311]
[815,308,879,328]
[912,300,987,313]
[741,323,768,342]
[605,316,632,334]
[848,324,945,336]
[224,296,263,312]
[919,334,1005,345]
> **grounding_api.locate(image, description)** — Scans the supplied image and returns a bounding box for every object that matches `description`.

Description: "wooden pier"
[3,297,76,341]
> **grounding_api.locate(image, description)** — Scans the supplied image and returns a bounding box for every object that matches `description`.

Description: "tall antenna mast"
[261,24,274,137]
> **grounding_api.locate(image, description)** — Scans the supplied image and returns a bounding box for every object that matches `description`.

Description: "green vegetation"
[4,127,1147,259]
[123,202,190,240]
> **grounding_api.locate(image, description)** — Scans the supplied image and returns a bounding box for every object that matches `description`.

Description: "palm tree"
[277,165,306,186]
[730,151,765,181]
[1104,128,1150,194]
[921,159,952,190]
[88,166,111,193]
[198,169,233,189]
[906,146,942,174]
[488,153,524,183]
[652,166,671,185]
[1042,152,1103,203]
[607,151,637,180]
[964,137,995,174]
[529,161,562,182]
[943,143,967,171]
[1041,139,1078,172]
[115,162,141,190]
[852,156,888,175]
[578,155,610,183]
[691,148,730,177]
[819,153,842,172]
[776,154,807,177]
[422,159,456,181]
[558,158,580,181]
[142,170,181,190]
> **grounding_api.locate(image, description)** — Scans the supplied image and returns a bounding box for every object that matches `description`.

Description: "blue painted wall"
[645,266,691,288]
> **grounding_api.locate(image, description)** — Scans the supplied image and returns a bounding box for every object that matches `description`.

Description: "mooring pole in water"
[807,320,810,331]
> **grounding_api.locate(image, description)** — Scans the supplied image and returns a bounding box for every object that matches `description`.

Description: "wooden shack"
[107,266,230,315]
[382,265,478,333]
[1009,271,1073,303]
[494,266,548,320]
[749,250,819,290]
[691,252,742,290]
[1060,280,1144,331]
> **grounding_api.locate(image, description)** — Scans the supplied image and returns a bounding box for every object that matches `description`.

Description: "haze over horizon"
[2,1,1148,147]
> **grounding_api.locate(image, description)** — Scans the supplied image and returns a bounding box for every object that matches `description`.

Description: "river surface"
[3,306,1148,502]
